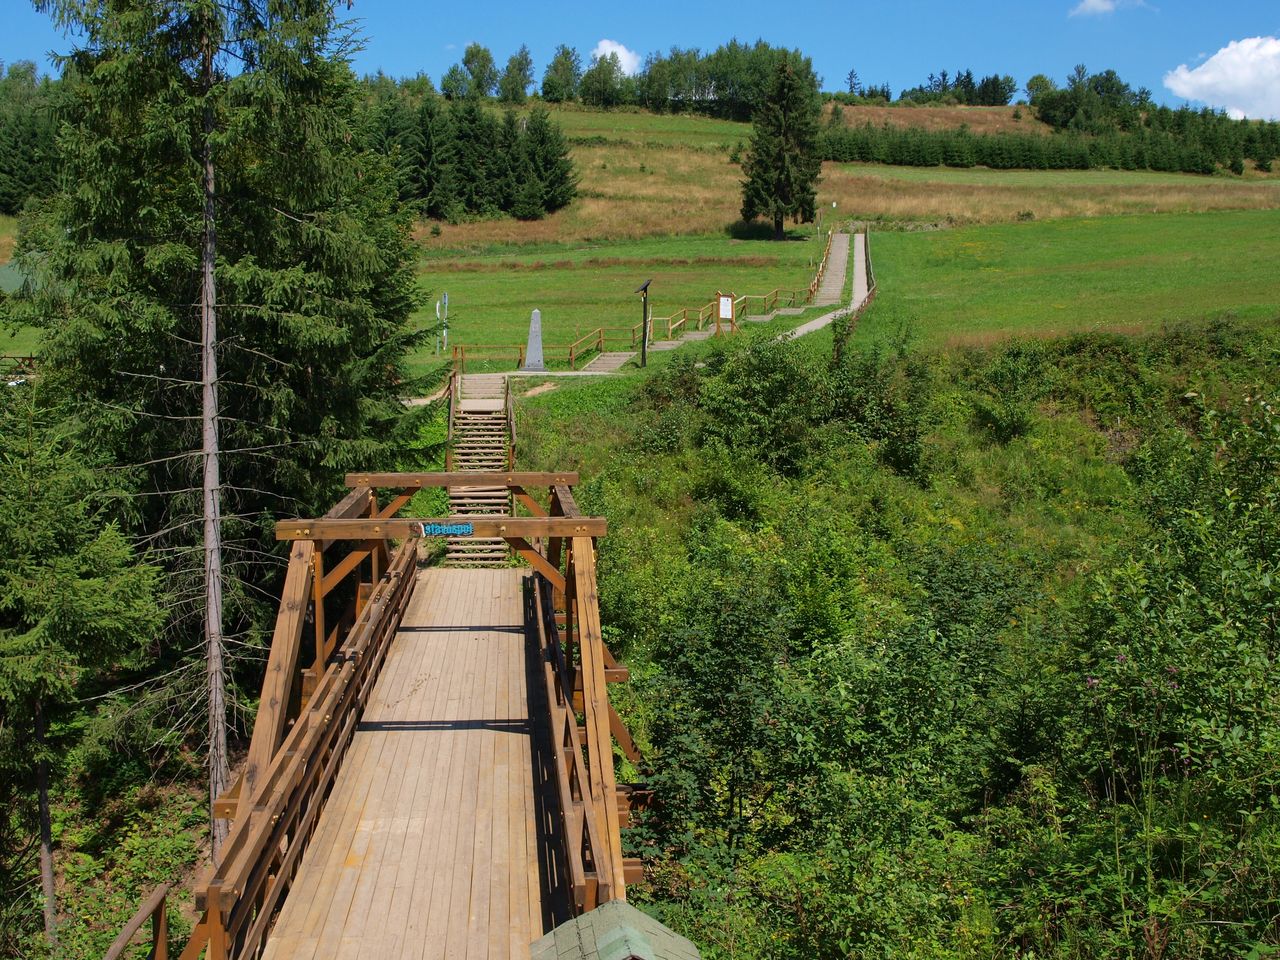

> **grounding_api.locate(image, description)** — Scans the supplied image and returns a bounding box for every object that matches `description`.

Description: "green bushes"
[521,317,1280,958]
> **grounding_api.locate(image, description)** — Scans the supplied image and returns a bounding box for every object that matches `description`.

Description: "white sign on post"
[718,295,734,321]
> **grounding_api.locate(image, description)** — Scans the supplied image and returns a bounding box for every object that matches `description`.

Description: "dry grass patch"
[824,164,1280,225]
[416,138,1280,252]
[825,103,1051,135]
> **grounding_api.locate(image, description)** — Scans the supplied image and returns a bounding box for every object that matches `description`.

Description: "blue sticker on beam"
[416,522,475,537]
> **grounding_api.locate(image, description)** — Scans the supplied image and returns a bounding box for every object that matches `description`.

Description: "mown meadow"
[857,209,1280,348]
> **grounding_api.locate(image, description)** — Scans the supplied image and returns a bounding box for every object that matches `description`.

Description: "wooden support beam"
[377,491,417,518]
[344,471,578,489]
[319,539,381,597]
[236,539,313,822]
[275,516,606,541]
[507,537,566,594]
[553,484,582,517]
[511,485,548,517]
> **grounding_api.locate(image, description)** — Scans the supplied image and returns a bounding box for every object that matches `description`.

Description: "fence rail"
[448,228,842,369]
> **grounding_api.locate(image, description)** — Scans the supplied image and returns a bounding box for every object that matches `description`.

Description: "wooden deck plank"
[355,574,449,960]
[381,573,457,960]
[414,566,476,960]
[442,573,493,960]
[264,568,558,960]
[422,570,481,960]
[417,570,478,960]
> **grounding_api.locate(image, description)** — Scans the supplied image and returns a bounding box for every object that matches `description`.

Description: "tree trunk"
[35,698,57,946]
[201,28,230,861]
[773,214,784,241]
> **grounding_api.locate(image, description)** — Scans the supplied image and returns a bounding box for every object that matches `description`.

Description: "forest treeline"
[822,66,1280,174]
[6,49,1279,221]
[0,58,577,222]
[363,79,577,221]
[0,62,58,215]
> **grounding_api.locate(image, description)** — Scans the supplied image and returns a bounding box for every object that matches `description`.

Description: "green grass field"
[412,230,828,367]
[856,209,1280,348]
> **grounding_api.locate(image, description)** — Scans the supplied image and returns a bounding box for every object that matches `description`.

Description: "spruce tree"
[11,0,424,856]
[449,97,500,214]
[740,54,822,240]
[414,94,459,220]
[0,388,161,947]
[524,106,577,213]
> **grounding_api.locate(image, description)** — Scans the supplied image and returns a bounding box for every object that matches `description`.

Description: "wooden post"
[312,548,326,676]
[153,894,168,960]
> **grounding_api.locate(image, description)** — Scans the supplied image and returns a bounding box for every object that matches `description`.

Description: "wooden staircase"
[445,374,514,567]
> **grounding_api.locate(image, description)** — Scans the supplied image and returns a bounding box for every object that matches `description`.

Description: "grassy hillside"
[825,101,1052,135]
[421,105,1280,250]
[856,209,1280,347]
[0,214,16,265]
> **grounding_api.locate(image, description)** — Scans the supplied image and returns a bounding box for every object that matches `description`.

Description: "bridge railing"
[112,471,637,958]
[103,882,171,960]
[184,486,418,959]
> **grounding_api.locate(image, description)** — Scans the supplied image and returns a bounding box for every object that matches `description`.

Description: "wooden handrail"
[505,377,516,469]
[103,882,171,960]
[567,327,603,370]
[114,468,637,956]
[444,233,839,367]
[445,369,458,471]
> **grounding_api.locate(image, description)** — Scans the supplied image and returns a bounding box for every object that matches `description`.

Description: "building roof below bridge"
[530,900,701,960]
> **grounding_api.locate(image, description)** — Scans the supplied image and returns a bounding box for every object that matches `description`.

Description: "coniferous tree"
[0,389,161,947]
[498,45,534,104]
[10,0,425,856]
[0,62,59,215]
[740,54,822,240]
[449,97,499,213]
[413,94,459,219]
[492,110,521,211]
[524,106,577,213]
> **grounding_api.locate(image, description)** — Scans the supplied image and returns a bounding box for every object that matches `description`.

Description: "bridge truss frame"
[109,471,641,960]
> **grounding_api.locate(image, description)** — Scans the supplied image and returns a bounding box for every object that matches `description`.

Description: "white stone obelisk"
[523,309,545,371]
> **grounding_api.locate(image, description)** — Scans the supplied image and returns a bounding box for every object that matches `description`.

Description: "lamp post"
[635,279,652,368]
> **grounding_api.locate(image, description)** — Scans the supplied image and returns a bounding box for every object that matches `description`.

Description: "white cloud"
[1070,0,1115,15]
[1164,36,1280,120]
[1069,0,1153,16]
[591,39,641,76]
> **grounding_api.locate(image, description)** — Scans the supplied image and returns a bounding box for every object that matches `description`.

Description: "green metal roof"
[530,901,701,960]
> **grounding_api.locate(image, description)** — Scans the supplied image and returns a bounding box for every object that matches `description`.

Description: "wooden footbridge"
[106,375,691,960]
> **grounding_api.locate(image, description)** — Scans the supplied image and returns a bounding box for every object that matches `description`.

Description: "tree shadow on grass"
[725,219,813,241]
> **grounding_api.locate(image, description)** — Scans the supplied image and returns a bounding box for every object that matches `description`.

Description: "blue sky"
[4,0,1279,118]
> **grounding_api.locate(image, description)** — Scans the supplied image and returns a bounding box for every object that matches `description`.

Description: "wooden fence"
[449,229,842,370]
